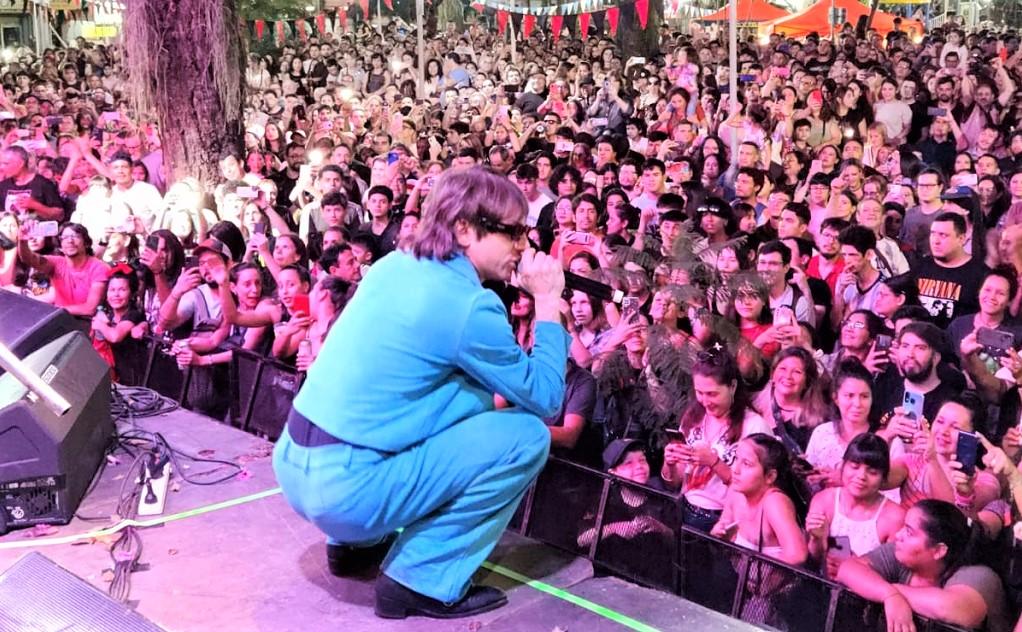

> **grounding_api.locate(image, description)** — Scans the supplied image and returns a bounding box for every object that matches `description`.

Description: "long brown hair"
[679,350,749,445]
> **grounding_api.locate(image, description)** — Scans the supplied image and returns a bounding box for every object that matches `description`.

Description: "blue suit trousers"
[272,408,550,602]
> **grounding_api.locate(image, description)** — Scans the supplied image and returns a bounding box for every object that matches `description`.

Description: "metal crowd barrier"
[115,341,971,631]
[512,458,972,632]
[117,335,303,439]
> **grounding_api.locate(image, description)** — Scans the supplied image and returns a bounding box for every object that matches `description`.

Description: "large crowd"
[3,15,1022,631]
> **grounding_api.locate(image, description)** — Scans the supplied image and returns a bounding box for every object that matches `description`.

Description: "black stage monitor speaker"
[0,552,165,631]
[0,331,112,535]
[0,288,81,358]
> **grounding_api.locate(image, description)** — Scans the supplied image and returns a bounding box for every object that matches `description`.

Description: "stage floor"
[0,406,758,632]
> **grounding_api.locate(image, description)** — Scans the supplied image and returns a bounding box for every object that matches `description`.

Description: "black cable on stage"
[75,385,246,601]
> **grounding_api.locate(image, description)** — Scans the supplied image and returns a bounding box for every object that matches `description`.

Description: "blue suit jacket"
[294,250,570,453]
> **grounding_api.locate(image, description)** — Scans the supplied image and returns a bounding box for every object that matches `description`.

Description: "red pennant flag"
[316,13,326,33]
[522,14,536,39]
[496,10,509,35]
[383,0,393,10]
[550,15,563,41]
[296,19,308,41]
[578,12,590,36]
[337,8,348,30]
[255,19,265,40]
[359,0,369,19]
[635,0,649,29]
[275,21,285,45]
[606,7,619,35]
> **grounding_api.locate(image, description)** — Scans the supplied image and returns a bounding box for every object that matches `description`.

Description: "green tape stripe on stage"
[0,487,662,631]
[482,561,661,632]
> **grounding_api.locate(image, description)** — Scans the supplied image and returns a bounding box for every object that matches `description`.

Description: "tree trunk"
[123,0,245,188]
[617,0,662,59]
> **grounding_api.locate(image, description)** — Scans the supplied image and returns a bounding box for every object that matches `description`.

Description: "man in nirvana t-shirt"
[913,212,986,329]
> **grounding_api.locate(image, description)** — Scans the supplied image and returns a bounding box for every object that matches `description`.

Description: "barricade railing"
[119,336,302,439]
[513,457,972,632]
[113,343,972,632]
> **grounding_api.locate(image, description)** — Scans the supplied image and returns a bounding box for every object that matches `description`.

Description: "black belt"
[287,408,345,447]
[683,498,722,519]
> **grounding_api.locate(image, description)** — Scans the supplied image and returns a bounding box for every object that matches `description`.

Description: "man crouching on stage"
[273,166,570,619]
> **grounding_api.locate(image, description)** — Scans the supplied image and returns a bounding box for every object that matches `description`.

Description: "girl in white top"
[805,361,904,488]
[663,351,773,531]
[711,434,809,566]
[806,433,906,578]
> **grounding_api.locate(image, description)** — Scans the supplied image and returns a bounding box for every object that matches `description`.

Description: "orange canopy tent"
[766,0,923,37]
[700,0,790,22]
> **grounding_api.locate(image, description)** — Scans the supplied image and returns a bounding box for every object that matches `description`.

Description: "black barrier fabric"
[526,458,607,555]
[735,553,832,631]
[246,359,301,440]
[143,345,189,403]
[593,480,680,592]
[113,345,975,632]
[229,350,262,429]
[679,526,743,616]
[832,589,886,632]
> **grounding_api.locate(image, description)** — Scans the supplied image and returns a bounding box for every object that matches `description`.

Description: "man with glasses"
[17,220,108,316]
[273,168,569,619]
[899,168,946,260]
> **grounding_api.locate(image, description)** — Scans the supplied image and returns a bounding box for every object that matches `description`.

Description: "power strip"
[137,462,171,517]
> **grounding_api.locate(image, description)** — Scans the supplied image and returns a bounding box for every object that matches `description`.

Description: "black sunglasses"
[475,215,529,241]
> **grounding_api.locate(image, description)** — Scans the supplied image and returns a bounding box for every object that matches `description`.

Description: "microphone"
[564,270,625,304]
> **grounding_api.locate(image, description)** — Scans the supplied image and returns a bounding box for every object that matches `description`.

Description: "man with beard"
[913,212,987,329]
[617,157,642,200]
[873,322,966,428]
[807,217,848,295]
[158,236,233,335]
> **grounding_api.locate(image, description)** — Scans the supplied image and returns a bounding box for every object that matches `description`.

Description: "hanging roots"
[123,0,244,130]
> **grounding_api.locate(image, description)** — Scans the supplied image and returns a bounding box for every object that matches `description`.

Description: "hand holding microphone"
[518,248,564,323]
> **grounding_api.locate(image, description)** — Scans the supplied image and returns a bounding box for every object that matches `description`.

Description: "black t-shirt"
[914,256,987,330]
[874,363,967,423]
[271,170,298,213]
[545,361,600,467]
[0,174,65,219]
[915,136,957,177]
[363,217,403,258]
[306,60,328,89]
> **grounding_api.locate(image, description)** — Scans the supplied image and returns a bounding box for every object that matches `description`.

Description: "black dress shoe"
[326,535,395,577]
[374,573,508,619]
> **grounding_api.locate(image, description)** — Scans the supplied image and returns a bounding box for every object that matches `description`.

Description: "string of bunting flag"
[247,0,673,45]
[473,0,649,39]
